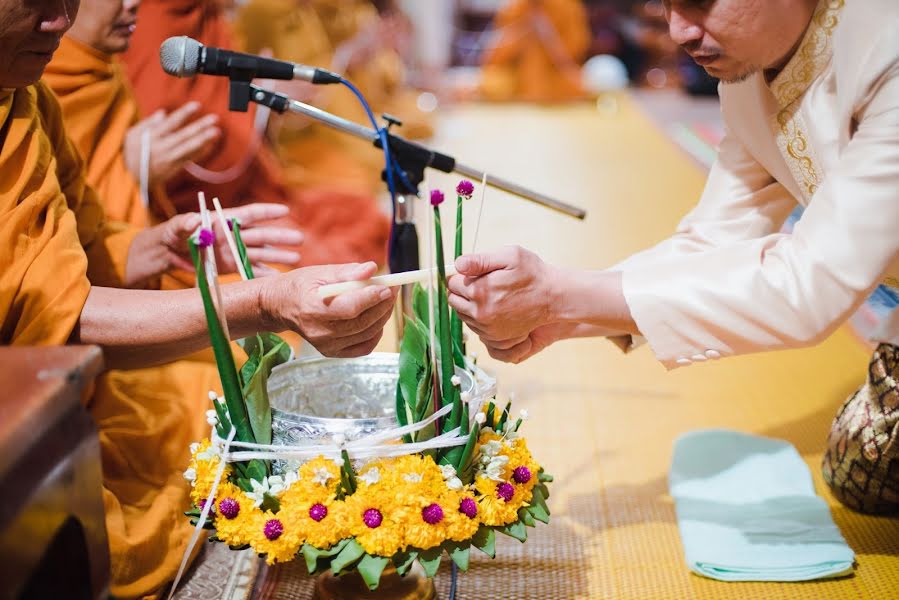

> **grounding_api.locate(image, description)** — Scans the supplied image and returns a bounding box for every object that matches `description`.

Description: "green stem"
[231,221,255,280]
[433,207,461,434]
[189,240,254,443]
[450,196,465,364]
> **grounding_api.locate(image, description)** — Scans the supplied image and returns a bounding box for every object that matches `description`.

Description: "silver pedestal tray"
[266,352,496,474]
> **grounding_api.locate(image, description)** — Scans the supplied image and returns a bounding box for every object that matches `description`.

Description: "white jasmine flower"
[480,440,503,458]
[474,413,486,424]
[439,464,457,479]
[451,375,461,386]
[460,391,472,403]
[312,467,333,486]
[205,409,218,426]
[359,467,381,485]
[196,445,218,461]
[183,467,197,482]
[403,472,423,483]
[207,390,218,401]
[519,408,529,421]
[445,477,463,490]
[266,475,288,496]
[484,455,510,481]
[189,442,200,455]
[246,478,271,507]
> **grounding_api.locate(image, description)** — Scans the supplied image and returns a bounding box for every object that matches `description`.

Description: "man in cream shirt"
[448,0,899,514]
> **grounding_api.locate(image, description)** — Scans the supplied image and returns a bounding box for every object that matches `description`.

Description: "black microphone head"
[160,36,202,77]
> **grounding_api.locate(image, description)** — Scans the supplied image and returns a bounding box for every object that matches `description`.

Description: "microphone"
[159,36,342,84]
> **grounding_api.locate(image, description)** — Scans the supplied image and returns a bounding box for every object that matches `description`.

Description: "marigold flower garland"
[181,182,552,591]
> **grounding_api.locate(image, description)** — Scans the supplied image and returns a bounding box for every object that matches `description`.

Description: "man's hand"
[263,262,398,357]
[124,101,220,187]
[447,246,559,347]
[160,203,304,275]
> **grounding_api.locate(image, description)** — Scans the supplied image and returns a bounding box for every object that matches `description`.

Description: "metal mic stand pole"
[238,83,587,344]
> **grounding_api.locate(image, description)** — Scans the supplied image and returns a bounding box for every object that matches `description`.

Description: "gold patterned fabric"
[823,343,899,515]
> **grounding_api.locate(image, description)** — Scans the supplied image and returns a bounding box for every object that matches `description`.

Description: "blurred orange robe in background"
[235,0,432,197]
[121,0,389,267]
[1,82,215,598]
[44,36,153,227]
[480,0,590,103]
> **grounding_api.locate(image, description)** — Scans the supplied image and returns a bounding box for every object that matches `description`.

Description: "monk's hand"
[447,245,560,346]
[124,101,221,186]
[262,262,398,358]
[160,204,304,275]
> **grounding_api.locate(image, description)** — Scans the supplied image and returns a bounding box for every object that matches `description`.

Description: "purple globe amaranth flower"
[430,189,445,206]
[264,519,284,541]
[459,497,478,519]
[512,466,532,485]
[309,503,328,522]
[363,508,383,529]
[199,498,216,514]
[197,228,216,248]
[456,180,474,199]
[219,498,240,520]
[496,482,515,503]
[421,503,444,525]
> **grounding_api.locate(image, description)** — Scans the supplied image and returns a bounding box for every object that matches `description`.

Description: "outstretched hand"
[265,262,398,358]
[447,246,559,361]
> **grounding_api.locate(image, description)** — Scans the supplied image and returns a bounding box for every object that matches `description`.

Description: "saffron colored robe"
[480,0,590,103]
[121,0,389,267]
[1,82,216,598]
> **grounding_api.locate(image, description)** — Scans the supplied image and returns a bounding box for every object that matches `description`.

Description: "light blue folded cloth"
[669,429,855,582]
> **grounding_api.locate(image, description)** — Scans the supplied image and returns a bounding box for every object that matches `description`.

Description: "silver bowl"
[266,353,495,473]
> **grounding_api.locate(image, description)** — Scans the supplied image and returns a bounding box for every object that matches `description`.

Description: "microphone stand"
[231,81,587,339]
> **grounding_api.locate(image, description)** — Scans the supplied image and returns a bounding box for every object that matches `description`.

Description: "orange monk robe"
[480,0,590,103]
[1,83,217,598]
[43,36,152,227]
[235,0,432,197]
[122,0,389,267]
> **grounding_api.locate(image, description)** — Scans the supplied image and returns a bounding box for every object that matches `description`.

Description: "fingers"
[485,337,533,364]
[454,252,508,278]
[158,101,201,133]
[326,261,379,285]
[245,246,302,266]
[224,203,292,225]
[163,114,220,157]
[324,285,394,321]
[238,226,304,247]
[481,334,529,350]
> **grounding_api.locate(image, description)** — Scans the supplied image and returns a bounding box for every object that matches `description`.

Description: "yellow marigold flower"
[280,494,349,550]
[188,441,233,505]
[249,510,302,565]
[214,491,261,548]
[298,456,341,495]
[443,492,481,542]
[342,488,405,556]
[475,476,520,526]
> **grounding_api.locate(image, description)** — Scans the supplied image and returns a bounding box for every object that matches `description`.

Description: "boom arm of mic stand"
[246,84,587,220]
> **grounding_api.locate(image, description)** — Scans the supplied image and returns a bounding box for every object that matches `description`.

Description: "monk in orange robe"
[480,0,591,103]
[3,3,397,598]
[235,0,432,197]
[121,0,390,268]
[43,35,221,227]
[1,78,395,598]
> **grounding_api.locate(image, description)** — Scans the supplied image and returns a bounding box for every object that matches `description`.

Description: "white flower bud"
[460,391,472,403]
[208,390,218,401]
[332,433,346,446]
[474,412,486,424]
[519,408,530,420]
[451,375,461,386]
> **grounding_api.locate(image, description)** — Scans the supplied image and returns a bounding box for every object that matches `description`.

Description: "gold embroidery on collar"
[770,0,844,108]
[769,0,844,202]
[885,277,899,290]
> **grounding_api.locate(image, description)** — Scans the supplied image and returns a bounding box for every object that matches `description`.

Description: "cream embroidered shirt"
[619,0,899,369]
